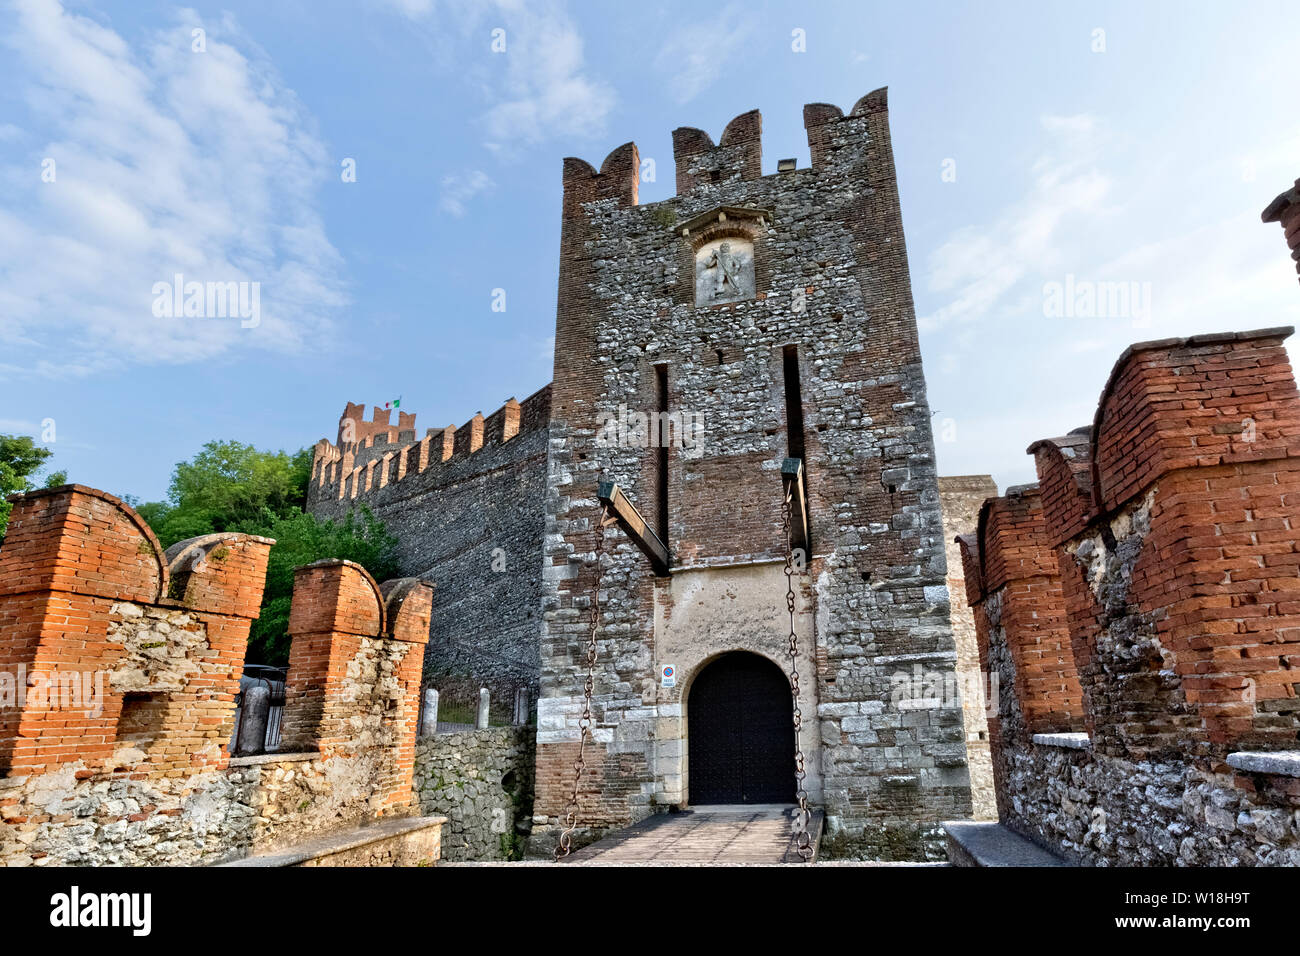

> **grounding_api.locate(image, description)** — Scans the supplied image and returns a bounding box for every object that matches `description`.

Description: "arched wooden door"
[688,652,796,805]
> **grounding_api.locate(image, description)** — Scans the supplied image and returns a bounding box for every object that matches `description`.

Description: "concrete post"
[420,687,439,737]
[476,688,490,729]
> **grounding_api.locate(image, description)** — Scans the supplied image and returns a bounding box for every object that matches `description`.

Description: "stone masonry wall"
[536,90,971,861]
[307,390,550,686]
[960,329,1300,866]
[938,476,997,819]
[0,749,413,866]
[0,487,439,866]
[414,726,535,861]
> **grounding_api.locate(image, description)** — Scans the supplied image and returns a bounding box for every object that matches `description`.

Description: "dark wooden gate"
[688,652,796,805]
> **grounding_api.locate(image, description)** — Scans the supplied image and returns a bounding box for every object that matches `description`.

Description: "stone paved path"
[565,805,818,865]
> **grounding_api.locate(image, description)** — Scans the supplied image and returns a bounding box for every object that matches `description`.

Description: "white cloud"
[0,0,347,378]
[439,169,495,217]
[919,114,1113,331]
[377,0,613,152]
[376,0,435,17]
[921,111,1300,486]
[653,3,755,105]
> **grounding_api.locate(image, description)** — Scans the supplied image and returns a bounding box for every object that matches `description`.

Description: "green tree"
[143,441,311,548]
[234,506,400,665]
[135,440,400,666]
[0,435,60,537]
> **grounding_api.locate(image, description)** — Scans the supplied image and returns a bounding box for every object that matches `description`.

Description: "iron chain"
[554,502,610,861]
[783,490,813,862]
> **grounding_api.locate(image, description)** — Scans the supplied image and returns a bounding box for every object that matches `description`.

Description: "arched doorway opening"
[688,651,796,805]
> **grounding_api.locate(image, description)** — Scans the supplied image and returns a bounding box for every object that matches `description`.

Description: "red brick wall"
[281,560,431,813]
[0,486,271,777]
[534,742,651,830]
[1023,328,1300,764]
[1027,430,1093,546]
[969,488,1086,738]
[379,577,433,812]
[1091,330,1300,513]
[1262,178,1300,286]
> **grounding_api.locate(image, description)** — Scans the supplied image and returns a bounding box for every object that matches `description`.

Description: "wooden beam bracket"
[782,458,810,556]
[597,481,670,576]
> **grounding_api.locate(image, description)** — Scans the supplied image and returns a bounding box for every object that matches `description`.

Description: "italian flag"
[385,397,402,410]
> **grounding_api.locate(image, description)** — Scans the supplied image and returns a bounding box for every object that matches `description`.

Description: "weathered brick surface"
[1027,429,1093,546]
[959,483,1086,819]
[1091,329,1300,514]
[0,488,445,865]
[965,328,1300,865]
[979,487,1085,738]
[536,90,971,861]
[282,560,431,814]
[0,486,272,778]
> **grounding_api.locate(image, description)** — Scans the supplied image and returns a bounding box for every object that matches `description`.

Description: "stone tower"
[534,89,973,859]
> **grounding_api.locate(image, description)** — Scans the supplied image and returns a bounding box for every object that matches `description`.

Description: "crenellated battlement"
[955,327,1300,866]
[558,88,892,210]
[335,402,417,448]
[308,386,551,508]
[671,107,762,195]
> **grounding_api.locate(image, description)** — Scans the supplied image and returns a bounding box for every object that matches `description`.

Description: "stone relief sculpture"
[695,237,754,305]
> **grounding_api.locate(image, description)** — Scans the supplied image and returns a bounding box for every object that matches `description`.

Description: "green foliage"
[134,440,400,667]
[141,440,311,549]
[650,205,677,229]
[234,506,400,665]
[499,830,523,861]
[0,434,58,538]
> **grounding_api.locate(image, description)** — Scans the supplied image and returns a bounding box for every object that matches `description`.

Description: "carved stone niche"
[678,206,771,308]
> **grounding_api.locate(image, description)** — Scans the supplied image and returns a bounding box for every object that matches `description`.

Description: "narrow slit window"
[782,345,806,462]
[655,363,670,546]
[782,344,811,552]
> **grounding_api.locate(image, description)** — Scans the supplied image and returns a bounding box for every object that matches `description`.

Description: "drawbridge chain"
[554,502,612,861]
[782,488,814,862]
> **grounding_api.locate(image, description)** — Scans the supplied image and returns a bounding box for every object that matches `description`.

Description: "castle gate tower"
[535,90,973,859]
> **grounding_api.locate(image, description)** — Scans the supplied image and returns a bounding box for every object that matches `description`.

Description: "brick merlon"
[1262,179,1300,222]
[1025,426,1091,460]
[1087,326,1296,510]
[1090,327,1295,440]
[1,483,170,603]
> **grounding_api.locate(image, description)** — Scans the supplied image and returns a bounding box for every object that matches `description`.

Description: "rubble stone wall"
[414,726,535,861]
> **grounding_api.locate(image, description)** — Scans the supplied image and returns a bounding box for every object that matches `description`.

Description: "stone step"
[216,815,446,867]
[943,821,1072,867]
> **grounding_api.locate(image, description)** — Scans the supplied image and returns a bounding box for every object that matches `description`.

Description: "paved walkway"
[564,805,821,865]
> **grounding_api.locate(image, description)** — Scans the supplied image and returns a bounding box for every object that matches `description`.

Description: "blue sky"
[2,0,1298,501]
